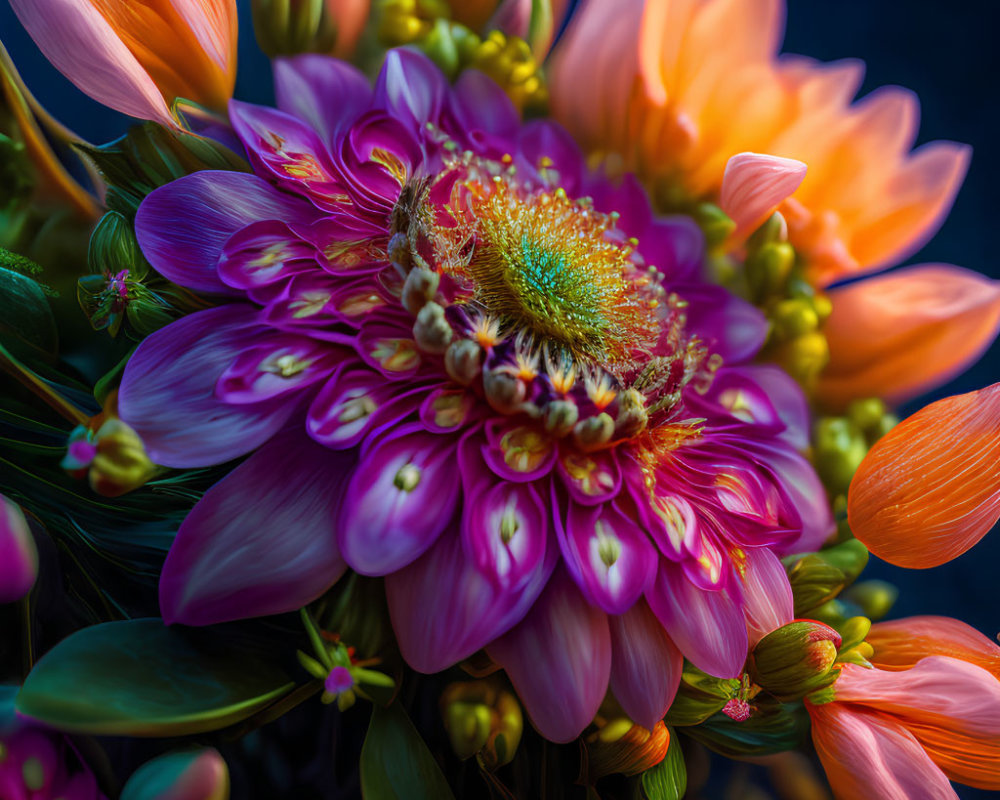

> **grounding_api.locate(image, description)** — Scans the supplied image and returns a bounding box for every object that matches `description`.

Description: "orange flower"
[549,1,996,406]
[847,383,1000,568]
[9,0,238,127]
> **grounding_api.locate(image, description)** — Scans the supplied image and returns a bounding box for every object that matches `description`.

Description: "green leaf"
[0,263,57,361]
[360,703,456,800]
[684,701,810,759]
[641,729,686,800]
[16,619,295,736]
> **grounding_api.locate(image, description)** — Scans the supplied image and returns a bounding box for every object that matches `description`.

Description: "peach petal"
[868,616,1000,677]
[820,265,1000,408]
[719,152,806,240]
[9,0,174,125]
[847,382,1000,568]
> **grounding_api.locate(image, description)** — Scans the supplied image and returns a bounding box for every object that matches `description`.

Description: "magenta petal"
[488,568,611,743]
[338,427,460,575]
[135,171,317,294]
[0,496,37,603]
[609,600,683,730]
[118,305,298,468]
[557,501,656,614]
[215,336,342,404]
[461,475,548,591]
[159,429,350,626]
[273,55,371,145]
[646,562,748,679]
[373,48,447,131]
[737,547,794,646]
[386,530,555,673]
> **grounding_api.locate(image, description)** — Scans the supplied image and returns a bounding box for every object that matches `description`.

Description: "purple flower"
[119,50,832,741]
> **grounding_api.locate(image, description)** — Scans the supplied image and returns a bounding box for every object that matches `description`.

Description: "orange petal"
[819,264,1000,408]
[719,152,806,240]
[867,616,1000,677]
[847,382,1000,568]
[904,719,1000,791]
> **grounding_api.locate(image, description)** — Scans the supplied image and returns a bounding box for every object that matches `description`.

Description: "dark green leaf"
[0,263,57,360]
[684,701,809,759]
[360,703,456,800]
[16,619,295,736]
[641,729,686,800]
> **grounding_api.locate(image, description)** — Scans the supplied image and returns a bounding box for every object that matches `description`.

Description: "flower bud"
[775,330,830,386]
[413,301,453,354]
[88,419,157,498]
[402,267,440,315]
[572,412,615,451]
[614,388,648,438]
[440,680,522,770]
[771,297,819,339]
[445,339,483,385]
[664,665,741,727]
[0,496,37,603]
[483,368,527,414]
[749,621,842,702]
[252,0,358,58]
[584,719,669,780]
[842,579,898,622]
[784,539,869,616]
[748,242,795,302]
[543,399,579,437]
[693,202,736,250]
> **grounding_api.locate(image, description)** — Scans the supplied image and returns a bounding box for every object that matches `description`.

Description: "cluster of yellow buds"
[812,397,898,498]
[745,213,833,389]
[377,0,547,110]
[439,679,523,770]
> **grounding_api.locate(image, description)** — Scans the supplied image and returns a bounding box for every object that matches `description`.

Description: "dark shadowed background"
[1,1,998,796]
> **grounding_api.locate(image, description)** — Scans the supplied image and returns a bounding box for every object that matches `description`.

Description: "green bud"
[748,242,795,302]
[838,616,872,651]
[693,202,736,250]
[842,579,898,621]
[749,621,842,702]
[784,539,869,616]
[664,665,740,727]
[419,18,462,77]
[774,330,829,386]
[252,0,329,56]
[813,416,868,496]
[770,297,819,340]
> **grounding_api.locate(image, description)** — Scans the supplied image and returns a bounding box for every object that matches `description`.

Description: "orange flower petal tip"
[9,0,237,125]
[819,264,1000,407]
[847,382,1000,568]
[719,152,806,241]
[868,616,1000,677]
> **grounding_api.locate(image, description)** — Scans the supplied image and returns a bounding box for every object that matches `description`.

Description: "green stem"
[0,343,89,427]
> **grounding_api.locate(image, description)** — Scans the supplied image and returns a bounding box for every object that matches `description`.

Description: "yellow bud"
[776,330,829,386]
[584,720,670,781]
[748,242,796,301]
[88,419,156,497]
[813,417,868,496]
[440,680,522,770]
[845,397,887,438]
[842,579,898,621]
[693,202,736,250]
[771,297,819,340]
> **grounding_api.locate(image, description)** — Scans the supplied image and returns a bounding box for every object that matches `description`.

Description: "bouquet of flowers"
[1,1,998,798]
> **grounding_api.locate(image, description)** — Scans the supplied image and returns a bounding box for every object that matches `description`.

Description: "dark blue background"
[2,2,998,795]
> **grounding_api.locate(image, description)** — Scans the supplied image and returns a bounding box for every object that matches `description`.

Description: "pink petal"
[834,657,1000,739]
[809,702,958,800]
[609,600,683,730]
[821,264,1000,407]
[736,547,793,646]
[720,153,807,240]
[557,501,657,614]
[118,305,300,468]
[0,495,37,603]
[867,616,1000,676]
[171,0,236,73]
[159,430,349,625]
[385,530,555,673]
[9,0,174,125]
[338,427,460,575]
[488,568,611,743]
[646,562,748,679]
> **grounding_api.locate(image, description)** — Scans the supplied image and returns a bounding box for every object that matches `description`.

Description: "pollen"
[445,177,660,366]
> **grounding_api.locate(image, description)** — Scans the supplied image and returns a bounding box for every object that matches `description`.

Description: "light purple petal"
[488,568,611,743]
[680,285,768,364]
[118,305,299,468]
[444,69,519,158]
[744,365,812,450]
[385,529,555,673]
[273,55,372,145]
[0,496,37,603]
[637,215,706,283]
[338,426,460,575]
[736,546,794,646]
[159,430,350,625]
[609,600,683,730]
[373,48,447,131]
[135,171,317,294]
[557,501,656,614]
[646,562,748,679]
[517,120,583,194]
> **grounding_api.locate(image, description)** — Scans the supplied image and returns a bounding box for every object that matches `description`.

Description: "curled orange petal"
[819,264,1000,408]
[867,616,1000,677]
[847,382,1000,568]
